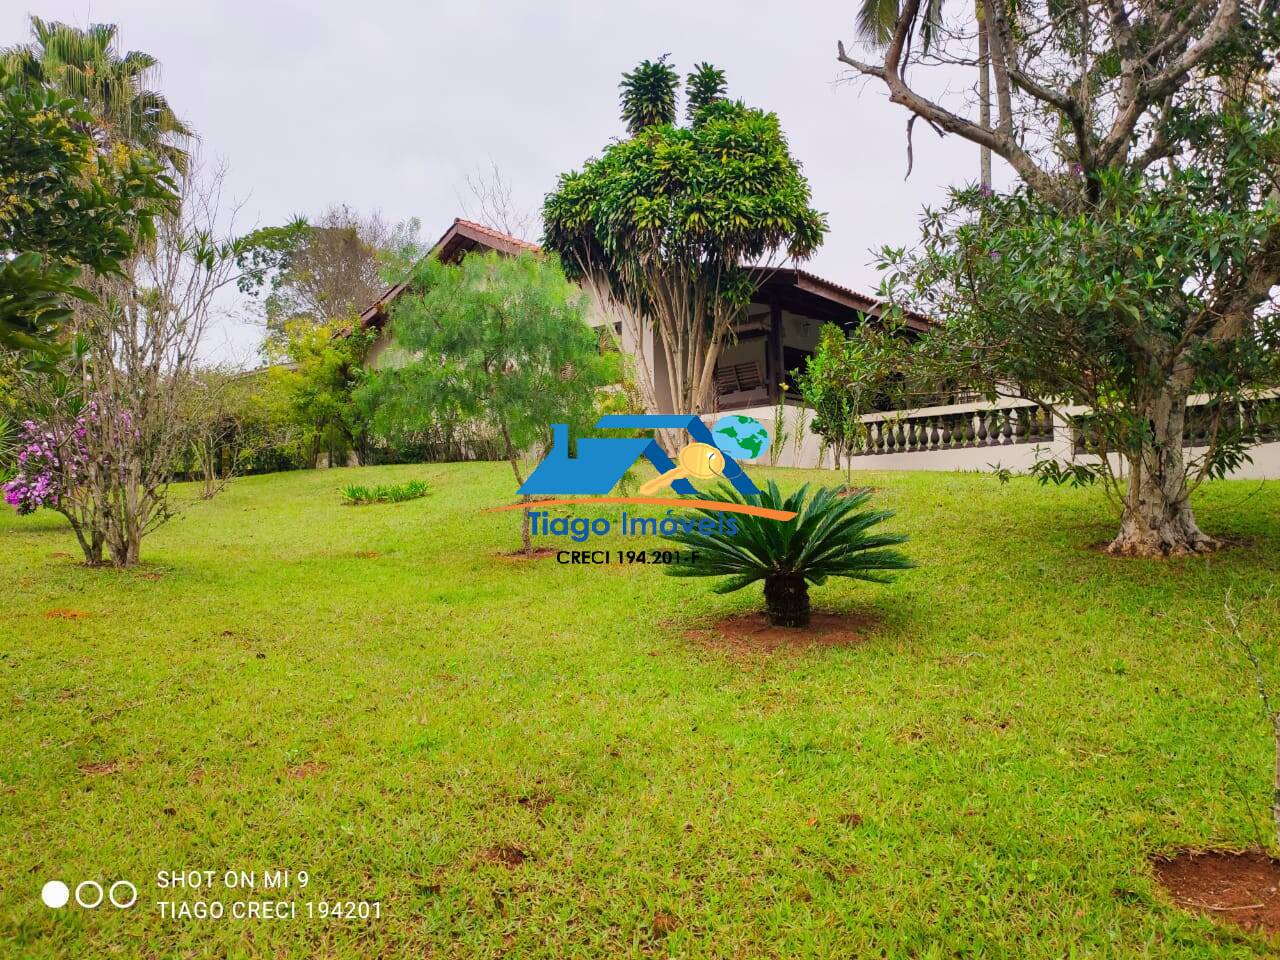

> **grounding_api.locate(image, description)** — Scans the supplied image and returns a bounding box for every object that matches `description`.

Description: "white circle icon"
[108,880,137,909]
[41,880,69,909]
[75,880,104,909]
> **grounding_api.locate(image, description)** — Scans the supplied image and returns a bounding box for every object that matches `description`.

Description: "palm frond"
[663,482,914,596]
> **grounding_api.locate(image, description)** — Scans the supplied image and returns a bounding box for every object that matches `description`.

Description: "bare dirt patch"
[496,547,558,561]
[1152,849,1280,937]
[353,550,380,559]
[1085,536,1241,558]
[651,911,679,937]
[478,843,530,868]
[684,611,882,655]
[79,760,118,776]
[835,485,875,499]
[514,790,554,814]
[45,608,90,620]
[286,761,326,780]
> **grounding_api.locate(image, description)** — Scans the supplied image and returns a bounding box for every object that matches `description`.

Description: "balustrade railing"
[854,404,1053,457]
[848,393,1280,459]
[1072,394,1280,455]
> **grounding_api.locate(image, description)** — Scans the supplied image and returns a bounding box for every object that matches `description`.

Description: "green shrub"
[340,479,429,506]
[664,482,913,627]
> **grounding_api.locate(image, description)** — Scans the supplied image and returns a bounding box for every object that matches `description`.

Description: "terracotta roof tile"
[451,218,540,252]
[359,219,932,329]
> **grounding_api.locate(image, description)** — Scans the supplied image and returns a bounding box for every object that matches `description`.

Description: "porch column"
[767,298,784,403]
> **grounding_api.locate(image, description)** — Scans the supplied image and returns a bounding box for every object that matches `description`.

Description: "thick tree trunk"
[764,573,810,628]
[1108,385,1219,557]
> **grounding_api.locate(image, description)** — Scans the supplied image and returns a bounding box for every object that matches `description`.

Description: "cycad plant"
[665,482,912,628]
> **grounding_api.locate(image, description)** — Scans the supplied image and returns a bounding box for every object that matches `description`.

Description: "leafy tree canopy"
[619,56,680,135]
[0,71,176,355]
[543,61,826,413]
[269,318,374,468]
[840,0,1280,556]
[684,62,727,123]
[238,206,422,354]
[797,321,912,481]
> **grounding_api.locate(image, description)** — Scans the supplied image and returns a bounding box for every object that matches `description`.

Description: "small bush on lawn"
[664,482,913,627]
[340,479,429,506]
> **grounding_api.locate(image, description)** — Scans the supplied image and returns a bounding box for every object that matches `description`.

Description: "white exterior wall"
[724,397,1280,481]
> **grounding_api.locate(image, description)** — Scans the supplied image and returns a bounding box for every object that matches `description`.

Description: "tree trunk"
[764,573,810,628]
[499,423,533,555]
[519,495,532,554]
[977,10,993,189]
[1273,711,1280,850]
[1108,385,1219,557]
[66,514,105,566]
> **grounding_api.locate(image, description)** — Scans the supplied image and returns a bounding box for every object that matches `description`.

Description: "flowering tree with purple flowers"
[4,420,73,514]
[7,161,243,566]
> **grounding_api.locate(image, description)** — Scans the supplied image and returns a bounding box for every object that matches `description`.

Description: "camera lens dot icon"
[41,880,70,909]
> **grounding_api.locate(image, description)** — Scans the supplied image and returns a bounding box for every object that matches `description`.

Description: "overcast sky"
[7,1,1007,363]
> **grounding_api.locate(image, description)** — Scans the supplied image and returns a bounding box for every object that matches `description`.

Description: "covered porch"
[711,268,931,412]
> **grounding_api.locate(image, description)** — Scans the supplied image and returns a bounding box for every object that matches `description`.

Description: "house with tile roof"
[358,218,926,439]
[358,218,1280,477]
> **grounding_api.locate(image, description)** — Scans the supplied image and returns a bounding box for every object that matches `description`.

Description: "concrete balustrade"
[723,390,1280,480]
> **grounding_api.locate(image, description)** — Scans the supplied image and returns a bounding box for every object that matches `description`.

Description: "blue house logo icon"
[518,415,761,497]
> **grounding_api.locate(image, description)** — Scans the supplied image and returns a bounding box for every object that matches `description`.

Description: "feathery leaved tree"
[361,252,616,554]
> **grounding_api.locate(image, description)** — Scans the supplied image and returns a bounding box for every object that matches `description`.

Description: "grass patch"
[1,462,1279,956]
[340,478,430,505]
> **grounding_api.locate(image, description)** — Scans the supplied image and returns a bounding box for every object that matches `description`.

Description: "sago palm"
[3,17,193,174]
[664,482,913,628]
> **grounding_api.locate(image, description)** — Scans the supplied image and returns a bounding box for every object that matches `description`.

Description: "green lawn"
[3,462,1280,957]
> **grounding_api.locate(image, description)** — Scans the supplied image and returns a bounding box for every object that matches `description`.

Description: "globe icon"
[711,414,771,462]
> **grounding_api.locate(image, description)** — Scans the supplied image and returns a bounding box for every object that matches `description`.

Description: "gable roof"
[749,267,933,332]
[359,218,540,330]
[358,218,933,332]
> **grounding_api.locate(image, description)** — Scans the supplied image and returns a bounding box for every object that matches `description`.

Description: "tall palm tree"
[855,0,993,188]
[3,17,193,174]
